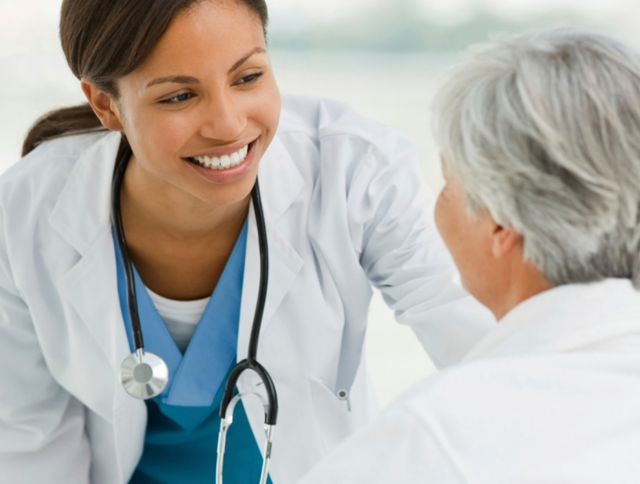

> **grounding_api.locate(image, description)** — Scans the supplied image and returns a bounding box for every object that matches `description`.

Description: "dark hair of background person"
[22,0,269,157]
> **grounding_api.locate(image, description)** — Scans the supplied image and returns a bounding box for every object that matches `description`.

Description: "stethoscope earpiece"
[119,349,169,400]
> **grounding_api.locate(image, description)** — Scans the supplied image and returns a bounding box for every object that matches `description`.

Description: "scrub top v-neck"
[113,220,272,484]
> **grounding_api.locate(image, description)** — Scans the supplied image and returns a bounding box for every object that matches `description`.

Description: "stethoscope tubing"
[219,180,278,426]
[111,139,278,432]
[111,145,145,351]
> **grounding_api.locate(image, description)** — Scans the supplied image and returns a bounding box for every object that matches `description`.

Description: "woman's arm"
[347,133,495,368]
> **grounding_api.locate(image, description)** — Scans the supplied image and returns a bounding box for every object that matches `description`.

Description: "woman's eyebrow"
[146,75,200,89]
[227,47,266,74]
[144,48,266,89]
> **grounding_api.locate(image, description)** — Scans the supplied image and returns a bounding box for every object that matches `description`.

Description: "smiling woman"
[63,0,279,302]
[0,1,495,484]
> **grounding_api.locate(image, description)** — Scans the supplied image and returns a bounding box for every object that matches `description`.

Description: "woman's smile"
[103,0,281,211]
[184,138,259,184]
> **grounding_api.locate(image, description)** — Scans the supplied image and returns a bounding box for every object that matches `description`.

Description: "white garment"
[0,94,495,484]
[145,287,209,353]
[298,279,640,484]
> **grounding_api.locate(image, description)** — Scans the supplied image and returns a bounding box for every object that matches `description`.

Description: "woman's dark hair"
[22,0,268,157]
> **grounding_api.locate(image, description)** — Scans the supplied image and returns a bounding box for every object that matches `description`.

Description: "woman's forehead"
[127,1,266,85]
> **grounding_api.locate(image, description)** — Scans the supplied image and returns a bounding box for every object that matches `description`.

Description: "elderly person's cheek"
[435,183,487,297]
[434,189,452,248]
[435,185,467,265]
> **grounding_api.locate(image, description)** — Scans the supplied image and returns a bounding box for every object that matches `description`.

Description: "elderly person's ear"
[490,223,521,259]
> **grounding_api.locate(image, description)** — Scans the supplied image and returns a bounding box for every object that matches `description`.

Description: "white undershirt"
[145,287,210,353]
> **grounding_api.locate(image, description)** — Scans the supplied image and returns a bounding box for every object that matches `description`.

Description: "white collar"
[48,130,305,255]
[462,278,640,362]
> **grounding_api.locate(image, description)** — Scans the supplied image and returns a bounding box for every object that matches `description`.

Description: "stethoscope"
[111,144,278,484]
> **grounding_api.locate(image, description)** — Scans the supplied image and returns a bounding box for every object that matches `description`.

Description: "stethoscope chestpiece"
[120,349,169,400]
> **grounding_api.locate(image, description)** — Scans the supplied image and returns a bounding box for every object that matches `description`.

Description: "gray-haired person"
[298,30,640,484]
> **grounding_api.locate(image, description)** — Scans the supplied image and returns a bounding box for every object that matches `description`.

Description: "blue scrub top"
[113,221,272,484]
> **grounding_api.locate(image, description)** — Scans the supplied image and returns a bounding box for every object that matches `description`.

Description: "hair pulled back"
[22,0,268,156]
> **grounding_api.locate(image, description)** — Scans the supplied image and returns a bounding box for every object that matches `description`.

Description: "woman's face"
[112,0,280,208]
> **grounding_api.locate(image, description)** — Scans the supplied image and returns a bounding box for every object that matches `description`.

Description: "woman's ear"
[80,78,124,132]
[491,222,522,259]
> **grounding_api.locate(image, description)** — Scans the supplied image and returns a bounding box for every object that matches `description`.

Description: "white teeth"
[192,144,250,170]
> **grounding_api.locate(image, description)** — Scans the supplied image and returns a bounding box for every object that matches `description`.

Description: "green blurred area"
[269,2,602,52]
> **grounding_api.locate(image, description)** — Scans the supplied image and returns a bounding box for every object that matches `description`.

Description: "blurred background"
[0,0,636,406]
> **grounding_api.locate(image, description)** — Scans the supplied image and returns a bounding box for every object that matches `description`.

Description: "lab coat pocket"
[308,377,357,455]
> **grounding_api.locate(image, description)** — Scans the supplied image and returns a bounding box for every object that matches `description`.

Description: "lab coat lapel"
[49,131,129,421]
[237,137,305,360]
[50,131,146,481]
[49,131,121,254]
[55,229,131,420]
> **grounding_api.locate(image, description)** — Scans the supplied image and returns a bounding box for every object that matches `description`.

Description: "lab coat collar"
[49,131,120,255]
[236,136,305,360]
[462,278,640,363]
[256,135,305,222]
[48,131,305,254]
[50,131,125,422]
[50,130,305,410]
[49,132,304,254]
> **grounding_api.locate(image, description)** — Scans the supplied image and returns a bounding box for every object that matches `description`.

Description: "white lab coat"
[0,94,494,484]
[298,278,640,484]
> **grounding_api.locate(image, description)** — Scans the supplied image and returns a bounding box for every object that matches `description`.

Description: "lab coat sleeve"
[347,133,495,368]
[0,211,91,484]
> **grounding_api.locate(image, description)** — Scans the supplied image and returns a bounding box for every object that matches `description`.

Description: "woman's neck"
[117,154,251,300]
[120,154,250,241]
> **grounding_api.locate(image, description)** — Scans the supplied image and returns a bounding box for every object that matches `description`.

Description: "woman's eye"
[235,72,264,85]
[159,92,193,104]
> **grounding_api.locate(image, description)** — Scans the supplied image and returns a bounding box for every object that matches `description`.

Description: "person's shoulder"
[397,356,541,425]
[0,130,108,186]
[0,131,111,207]
[278,93,415,162]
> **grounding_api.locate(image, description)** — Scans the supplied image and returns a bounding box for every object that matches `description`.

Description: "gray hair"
[432,30,640,288]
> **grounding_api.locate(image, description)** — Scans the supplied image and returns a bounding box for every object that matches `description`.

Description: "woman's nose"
[198,91,247,141]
